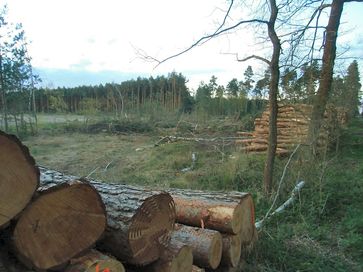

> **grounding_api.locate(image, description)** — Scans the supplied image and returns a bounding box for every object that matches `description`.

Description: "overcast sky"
[2,0,363,91]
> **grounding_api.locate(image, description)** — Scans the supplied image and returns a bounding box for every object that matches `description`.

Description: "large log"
[171,197,243,235]
[168,190,253,234]
[64,249,125,272]
[0,131,39,229]
[171,224,222,269]
[13,182,107,271]
[39,168,176,266]
[167,189,255,244]
[145,238,193,272]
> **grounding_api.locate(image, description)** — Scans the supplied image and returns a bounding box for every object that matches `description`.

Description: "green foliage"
[48,94,68,112]
[0,5,39,133]
[79,97,101,115]
[22,113,363,271]
[330,60,361,120]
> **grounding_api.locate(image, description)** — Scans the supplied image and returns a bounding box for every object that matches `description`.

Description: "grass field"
[20,115,363,271]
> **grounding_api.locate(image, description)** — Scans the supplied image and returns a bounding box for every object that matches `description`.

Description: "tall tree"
[309,0,363,149]
[0,5,39,132]
[344,60,361,118]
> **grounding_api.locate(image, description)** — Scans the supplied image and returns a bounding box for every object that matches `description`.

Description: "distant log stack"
[236,103,347,155]
[237,104,312,155]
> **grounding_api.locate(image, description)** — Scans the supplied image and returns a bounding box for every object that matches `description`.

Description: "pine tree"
[344,60,361,117]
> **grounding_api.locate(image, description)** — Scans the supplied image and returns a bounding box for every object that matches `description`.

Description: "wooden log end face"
[169,245,193,272]
[128,192,176,265]
[226,235,242,268]
[13,183,107,270]
[208,232,223,269]
[240,196,255,244]
[0,132,39,228]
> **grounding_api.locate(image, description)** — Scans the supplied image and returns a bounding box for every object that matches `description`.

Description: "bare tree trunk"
[0,52,8,132]
[309,0,344,150]
[263,0,281,194]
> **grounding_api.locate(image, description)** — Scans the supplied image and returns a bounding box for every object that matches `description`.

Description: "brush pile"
[0,130,256,272]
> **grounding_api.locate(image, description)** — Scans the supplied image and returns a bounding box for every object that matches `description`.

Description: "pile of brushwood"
[0,130,256,272]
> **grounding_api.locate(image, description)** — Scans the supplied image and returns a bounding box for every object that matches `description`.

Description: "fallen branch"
[255,180,305,230]
[155,136,250,146]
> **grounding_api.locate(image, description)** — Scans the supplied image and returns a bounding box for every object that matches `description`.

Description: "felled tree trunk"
[171,196,243,235]
[64,249,125,272]
[166,189,255,243]
[13,182,107,271]
[0,131,39,229]
[171,224,222,269]
[145,238,193,272]
[39,168,176,266]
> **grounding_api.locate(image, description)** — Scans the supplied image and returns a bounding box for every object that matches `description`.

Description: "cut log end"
[169,245,193,272]
[240,195,255,245]
[0,131,39,229]
[128,192,176,265]
[208,233,223,269]
[13,183,107,270]
[221,234,241,268]
[65,250,125,272]
[231,204,244,235]
[152,244,193,272]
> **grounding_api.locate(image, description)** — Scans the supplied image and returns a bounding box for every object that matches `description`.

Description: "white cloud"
[3,0,363,90]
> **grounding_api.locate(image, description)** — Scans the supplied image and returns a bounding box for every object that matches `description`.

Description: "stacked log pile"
[236,104,348,155]
[0,130,256,272]
[237,104,311,155]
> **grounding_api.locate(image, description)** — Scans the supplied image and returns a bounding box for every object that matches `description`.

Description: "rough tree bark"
[309,0,344,149]
[39,167,176,266]
[166,188,256,245]
[171,195,244,235]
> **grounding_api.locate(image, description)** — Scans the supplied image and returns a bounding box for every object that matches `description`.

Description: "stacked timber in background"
[236,104,308,155]
[236,104,348,155]
[0,130,257,272]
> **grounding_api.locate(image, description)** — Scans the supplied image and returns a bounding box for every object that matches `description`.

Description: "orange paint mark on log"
[95,264,110,272]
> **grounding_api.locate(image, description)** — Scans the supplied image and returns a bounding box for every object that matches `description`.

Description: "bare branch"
[238,54,271,65]
[151,18,268,68]
[220,52,271,65]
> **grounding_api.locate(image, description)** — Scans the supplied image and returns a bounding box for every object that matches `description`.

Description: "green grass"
[20,115,363,271]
